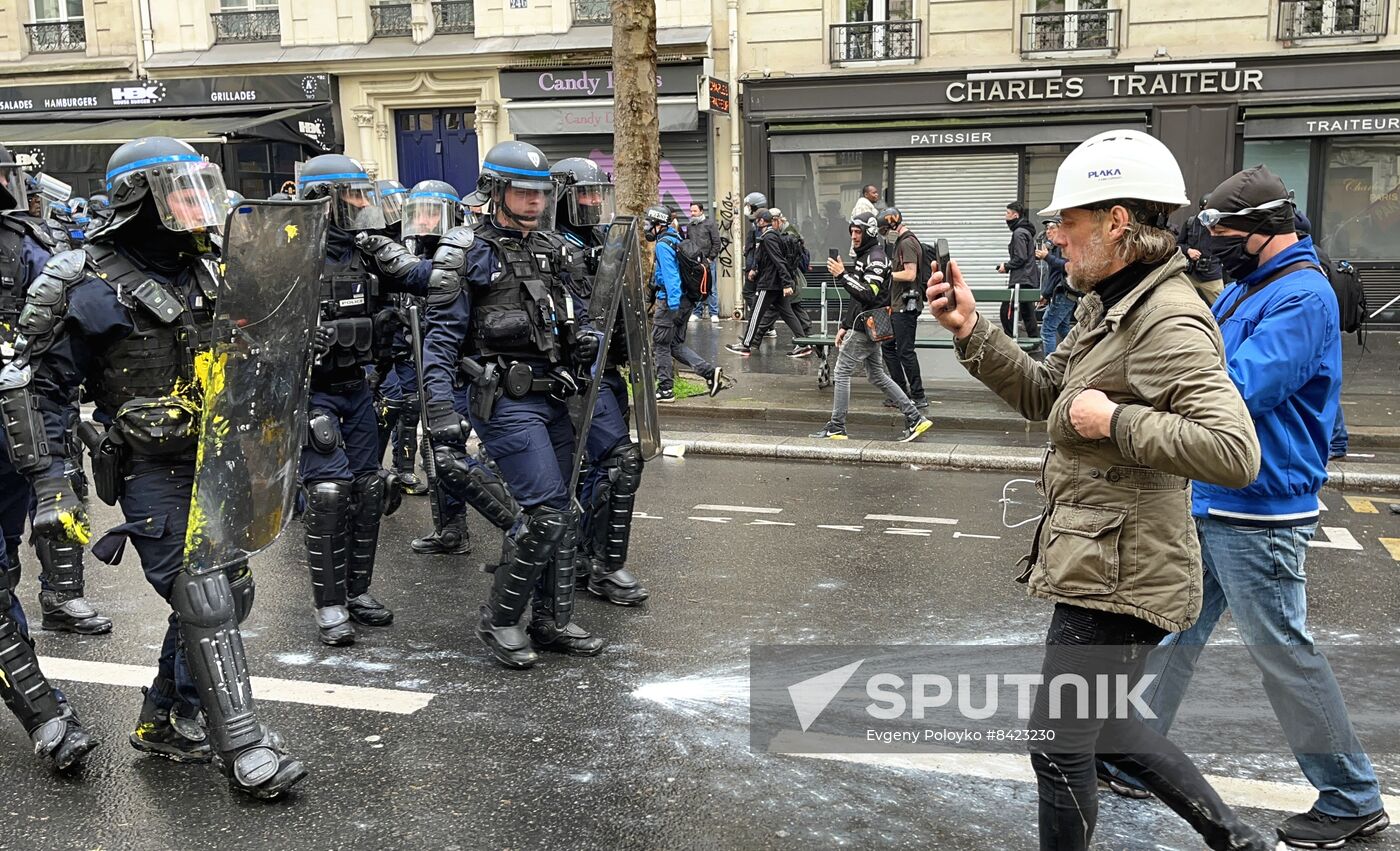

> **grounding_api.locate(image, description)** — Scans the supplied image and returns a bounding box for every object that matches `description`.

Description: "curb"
[661,431,1400,496]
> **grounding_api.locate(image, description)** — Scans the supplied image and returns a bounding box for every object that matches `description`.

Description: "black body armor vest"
[83,242,220,414]
[0,218,32,333]
[315,248,378,376]
[468,223,572,364]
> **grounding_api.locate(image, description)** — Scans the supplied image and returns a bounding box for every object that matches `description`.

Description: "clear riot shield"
[184,198,330,570]
[620,237,660,460]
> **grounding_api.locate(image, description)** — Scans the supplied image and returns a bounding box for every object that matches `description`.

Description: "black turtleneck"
[1094,261,1156,312]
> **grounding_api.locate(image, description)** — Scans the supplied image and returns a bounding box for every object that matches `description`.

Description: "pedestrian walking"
[686,201,722,323]
[998,201,1041,342]
[1034,220,1075,355]
[727,209,808,356]
[876,208,929,408]
[644,206,731,402]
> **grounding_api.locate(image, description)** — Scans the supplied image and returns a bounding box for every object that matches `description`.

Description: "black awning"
[0,105,337,153]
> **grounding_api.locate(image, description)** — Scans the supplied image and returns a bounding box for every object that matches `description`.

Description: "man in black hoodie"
[998,201,1040,340]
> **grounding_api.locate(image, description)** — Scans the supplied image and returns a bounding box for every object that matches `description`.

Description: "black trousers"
[742,289,807,348]
[880,310,924,402]
[1000,298,1040,338]
[1030,604,1267,851]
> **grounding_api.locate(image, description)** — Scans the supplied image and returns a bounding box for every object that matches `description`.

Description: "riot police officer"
[296,155,427,647]
[552,157,649,606]
[0,145,111,636]
[0,143,97,772]
[376,178,408,239]
[422,141,606,669]
[379,180,459,500]
[0,136,303,796]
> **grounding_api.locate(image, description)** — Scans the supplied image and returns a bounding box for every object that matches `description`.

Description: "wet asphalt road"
[3,456,1399,851]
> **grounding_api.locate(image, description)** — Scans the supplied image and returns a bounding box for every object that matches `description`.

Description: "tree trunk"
[611,0,660,218]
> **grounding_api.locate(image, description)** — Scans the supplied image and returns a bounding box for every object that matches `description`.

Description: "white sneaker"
[710,315,720,324]
[688,314,698,323]
[765,329,778,339]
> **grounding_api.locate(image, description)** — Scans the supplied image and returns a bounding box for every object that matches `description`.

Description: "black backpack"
[1311,241,1367,337]
[663,234,709,303]
[894,231,937,302]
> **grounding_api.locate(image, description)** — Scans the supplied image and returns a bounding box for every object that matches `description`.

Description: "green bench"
[791,281,1040,389]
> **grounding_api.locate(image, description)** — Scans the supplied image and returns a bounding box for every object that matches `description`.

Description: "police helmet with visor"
[402,179,461,239]
[551,157,615,228]
[478,140,556,232]
[376,179,408,225]
[97,136,230,238]
[298,154,385,232]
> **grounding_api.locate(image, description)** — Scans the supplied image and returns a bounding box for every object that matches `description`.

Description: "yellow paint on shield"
[285,224,299,243]
[1344,496,1378,514]
[1380,538,1400,562]
[58,511,91,545]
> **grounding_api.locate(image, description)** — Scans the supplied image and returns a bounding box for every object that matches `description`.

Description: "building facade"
[735,0,1400,323]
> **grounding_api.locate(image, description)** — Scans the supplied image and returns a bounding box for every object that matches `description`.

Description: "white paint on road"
[633,511,665,520]
[1309,526,1363,551]
[953,532,1001,540]
[884,529,932,537]
[632,674,750,720]
[784,747,1400,817]
[689,516,732,524]
[39,656,436,716]
[695,504,784,515]
[750,519,797,527]
[865,514,958,526]
[818,525,865,532]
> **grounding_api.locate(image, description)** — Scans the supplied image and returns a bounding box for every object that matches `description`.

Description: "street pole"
[728,0,742,319]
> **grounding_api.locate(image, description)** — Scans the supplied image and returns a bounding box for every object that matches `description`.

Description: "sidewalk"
[669,318,1400,449]
[659,318,1400,494]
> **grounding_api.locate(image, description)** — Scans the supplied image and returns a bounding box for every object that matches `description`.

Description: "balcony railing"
[24,20,86,53]
[211,9,281,43]
[371,3,412,36]
[1278,0,1387,40]
[433,0,474,33]
[573,0,610,26]
[1021,8,1120,54]
[829,19,922,64]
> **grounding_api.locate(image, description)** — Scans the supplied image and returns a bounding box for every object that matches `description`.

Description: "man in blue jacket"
[643,206,729,403]
[1102,166,1387,850]
[1033,219,1074,355]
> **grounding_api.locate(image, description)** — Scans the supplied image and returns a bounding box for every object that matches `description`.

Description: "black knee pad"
[303,480,352,534]
[353,471,391,519]
[228,564,255,624]
[307,408,343,455]
[602,442,643,497]
[170,571,237,630]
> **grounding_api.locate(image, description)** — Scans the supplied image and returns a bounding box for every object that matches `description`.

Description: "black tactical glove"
[571,332,601,369]
[32,474,90,544]
[355,233,419,280]
[312,323,335,358]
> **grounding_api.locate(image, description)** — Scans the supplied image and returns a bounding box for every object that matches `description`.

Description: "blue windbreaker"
[1191,236,1341,526]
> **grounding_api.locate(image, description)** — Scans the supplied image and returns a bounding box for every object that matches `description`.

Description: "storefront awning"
[0,106,332,149]
[507,96,699,136]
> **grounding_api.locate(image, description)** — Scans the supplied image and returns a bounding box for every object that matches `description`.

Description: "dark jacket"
[1006,217,1040,290]
[834,241,890,330]
[1178,216,1223,282]
[1040,245,1068,298]
[686,216,722,261]
[753,227,792,292]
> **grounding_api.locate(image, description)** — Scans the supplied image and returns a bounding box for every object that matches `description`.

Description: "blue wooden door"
[439,108,479,198]
[393,107,478,195]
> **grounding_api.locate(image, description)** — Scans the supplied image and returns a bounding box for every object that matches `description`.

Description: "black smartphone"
[828,248,840,261]
[935,238,954,311]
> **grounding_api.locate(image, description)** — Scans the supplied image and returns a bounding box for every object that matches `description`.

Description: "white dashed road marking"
[1309,526,1364,551]
[689,516,733,524]
[865,514,958,526]
[750,520,797,527]
[884,529,932,537]
[39,656,436,715]
[953,532,1001,540]
[694,504,783,514]
[817,525,865,532]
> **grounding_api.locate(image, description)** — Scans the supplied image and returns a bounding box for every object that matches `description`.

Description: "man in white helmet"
[928,129,1272,851]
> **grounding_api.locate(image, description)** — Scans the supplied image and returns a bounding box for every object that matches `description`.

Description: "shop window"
[231,142,300,200]
[771,151,889,252]
[1242,140,1312,214]
[1319,137,1400,261]
[1024,147,1071,231]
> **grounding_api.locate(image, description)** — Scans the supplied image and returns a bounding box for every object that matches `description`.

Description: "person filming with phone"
[926,129,1270,851]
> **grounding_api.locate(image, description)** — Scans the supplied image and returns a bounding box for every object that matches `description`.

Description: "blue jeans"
[1108,516,1382,818]
[1040,291,1075,356]
[1330,407,1349,458]
[692,261,720,318]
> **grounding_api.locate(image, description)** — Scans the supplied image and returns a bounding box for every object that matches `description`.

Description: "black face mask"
[1006,218,1019,231]
[1215,228,1279,281]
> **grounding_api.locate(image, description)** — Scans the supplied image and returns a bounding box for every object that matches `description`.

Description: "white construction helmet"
[1040,129,1189,217]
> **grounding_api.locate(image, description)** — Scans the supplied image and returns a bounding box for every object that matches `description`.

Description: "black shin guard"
[462,463,521,531]
[392,404,419,475]
[534,508,579,628]
[303,481,351,609]
[0,586,63,734]
[593,442,643,573]
[348,472,386,598]
[34,534,85,599]
[487,506,568,628]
